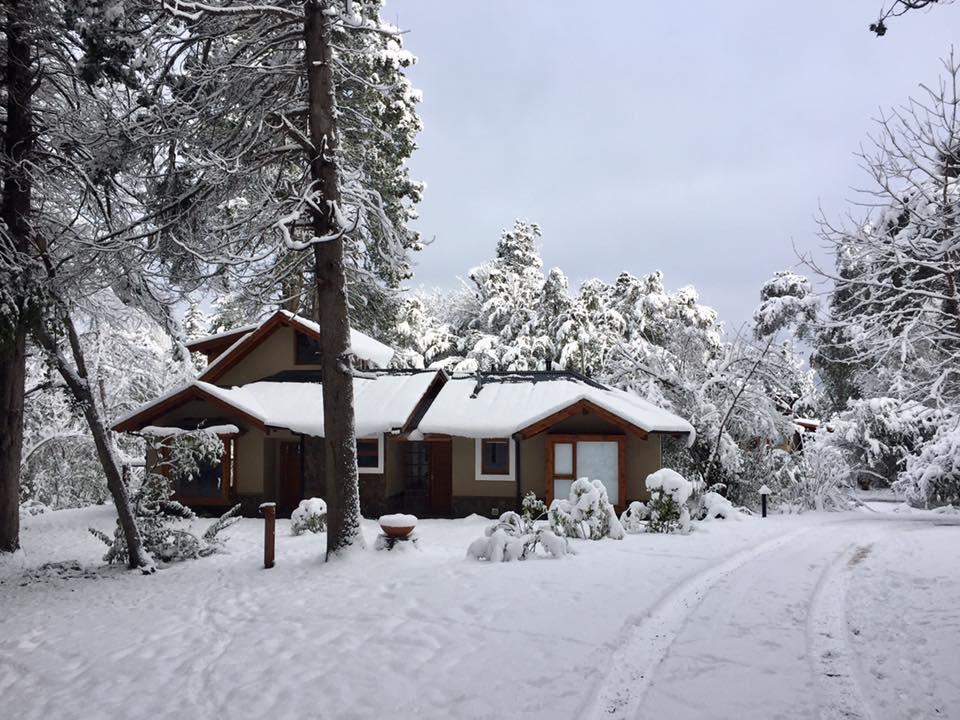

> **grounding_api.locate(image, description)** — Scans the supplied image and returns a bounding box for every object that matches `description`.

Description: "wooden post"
[260,502,276,569]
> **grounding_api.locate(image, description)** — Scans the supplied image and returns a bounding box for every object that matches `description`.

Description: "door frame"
[544,434,626,510]
[426,438,453,517]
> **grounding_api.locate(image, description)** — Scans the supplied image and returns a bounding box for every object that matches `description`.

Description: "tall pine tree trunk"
[304,0,363,557]
[0,326,25,553]
[33,314,154,572]
[0,1,33,553]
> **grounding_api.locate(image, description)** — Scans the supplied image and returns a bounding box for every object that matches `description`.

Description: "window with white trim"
[356,435,384,474]
[475,438,516,481]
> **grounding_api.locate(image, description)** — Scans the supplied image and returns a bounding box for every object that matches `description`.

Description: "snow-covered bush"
[291,497,327,535]
[521,491,548,524]
[165,431,225,486]
[619,501,649,533]
[548,477,624,540]
[896,413,960,507]
[769,434,854,512]
[646,469,692,533]
[701,492,739,520]
[19,499,49,517]
[466,508,570,562]
[90,472,240,565]
[467,528,530,563]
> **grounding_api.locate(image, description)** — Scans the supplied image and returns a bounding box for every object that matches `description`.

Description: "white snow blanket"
[5,508,958,720]
[417,372,694,440]
[116,371,438,438]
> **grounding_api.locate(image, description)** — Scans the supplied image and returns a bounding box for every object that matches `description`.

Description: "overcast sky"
[385,1,960,331]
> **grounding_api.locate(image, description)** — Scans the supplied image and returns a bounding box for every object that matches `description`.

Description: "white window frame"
[475,438,516,481]
[357,434,384,474]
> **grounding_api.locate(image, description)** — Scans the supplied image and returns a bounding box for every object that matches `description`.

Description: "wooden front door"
[278,441,302,518]
[427,439,453,517]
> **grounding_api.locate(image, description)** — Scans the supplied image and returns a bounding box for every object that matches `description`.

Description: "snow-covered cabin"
[114,310,694,518]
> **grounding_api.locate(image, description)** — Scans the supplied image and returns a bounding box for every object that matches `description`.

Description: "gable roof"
[195,310,394,382]
[415,372,695,442]
[113,370,440,437]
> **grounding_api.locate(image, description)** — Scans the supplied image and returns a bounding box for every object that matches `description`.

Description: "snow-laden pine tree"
[148,0,422,556]
[458,220,550,371]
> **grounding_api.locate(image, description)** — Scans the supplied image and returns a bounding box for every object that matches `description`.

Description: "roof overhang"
[112,384,267,433]
[516,398,654,439]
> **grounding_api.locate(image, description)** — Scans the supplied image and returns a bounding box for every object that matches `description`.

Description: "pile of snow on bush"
[291,498,327,535]
[646,468,692,533]
[549,477,624,540]
[466,508,568,562]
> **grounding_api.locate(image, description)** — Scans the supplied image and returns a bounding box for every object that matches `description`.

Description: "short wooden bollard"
[758,484,771,518]
[259,502,276,569]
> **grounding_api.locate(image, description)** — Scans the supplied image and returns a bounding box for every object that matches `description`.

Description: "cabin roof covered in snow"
[113,370,440,437]
[416,372,695,440]
[192,310,394,380]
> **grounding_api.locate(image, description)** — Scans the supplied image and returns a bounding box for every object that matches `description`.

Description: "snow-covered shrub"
[521,491,548,524]
[829,397,937,488]
[538,529,568,558]
[701,492,739,520]
[646,469,692,533]
[466,528,526,563]
[548,477,624,540]
[467,510,569,562]
[291,497,327,535]
[19,499,49,517]
[896,413,960,507]
[771,435,854,512]
[90,472,240,565]
[619,501,649,533]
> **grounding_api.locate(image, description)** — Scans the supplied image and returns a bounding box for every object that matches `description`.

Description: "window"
[475,438,515,481]
[545,435,624,506]
[481,439,510,475]
[294,331,323,365]
[404,442,429,493]
[356,436,383,474]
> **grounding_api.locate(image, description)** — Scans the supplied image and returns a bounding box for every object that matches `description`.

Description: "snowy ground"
[1,506,958,720]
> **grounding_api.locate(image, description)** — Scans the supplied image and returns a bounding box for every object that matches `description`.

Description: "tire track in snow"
[579,525,813,720]
[807,541,878,720]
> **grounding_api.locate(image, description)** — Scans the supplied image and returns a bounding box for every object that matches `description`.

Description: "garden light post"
[758,485,771,518]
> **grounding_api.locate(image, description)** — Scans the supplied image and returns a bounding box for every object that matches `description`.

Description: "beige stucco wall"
[626,434,661,502]
[235,430,265,495]
[451,437,516,498]
[217,325,322,386]
[519,435,546,498]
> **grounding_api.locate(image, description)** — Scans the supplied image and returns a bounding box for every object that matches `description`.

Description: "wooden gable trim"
[198,310,299,384]
[517,399,650,440]
[112,386,267,433]
[184,327,251,354]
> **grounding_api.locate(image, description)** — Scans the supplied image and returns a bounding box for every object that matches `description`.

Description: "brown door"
[427,439,453,517]
[278,442,302,518]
